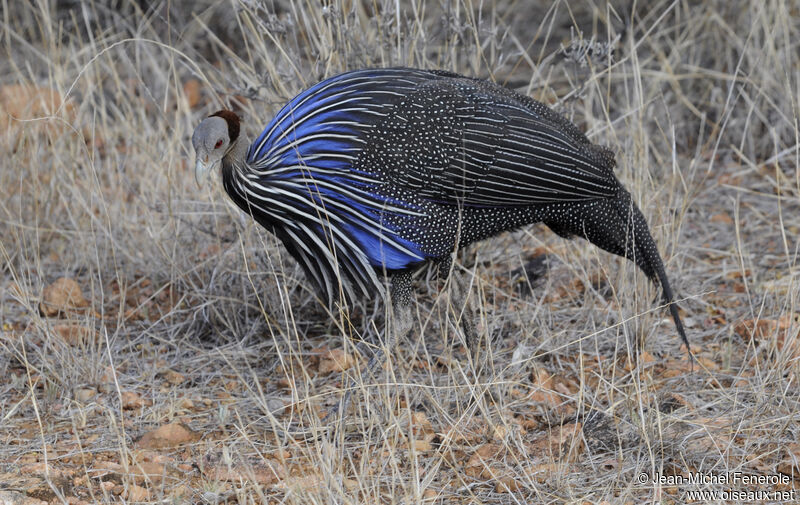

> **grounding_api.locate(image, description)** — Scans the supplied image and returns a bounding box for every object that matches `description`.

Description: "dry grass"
[1,0,799,503]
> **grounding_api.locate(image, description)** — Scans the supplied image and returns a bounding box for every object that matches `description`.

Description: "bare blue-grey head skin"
[191,116,227,185]
[191,111,247,187]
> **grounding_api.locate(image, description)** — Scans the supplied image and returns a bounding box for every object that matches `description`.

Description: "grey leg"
[437,256,479,361]
[327,272,414,421]
[362,271,414,380]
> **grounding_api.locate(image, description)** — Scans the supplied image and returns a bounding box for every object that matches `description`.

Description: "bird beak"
[194,155,215,187]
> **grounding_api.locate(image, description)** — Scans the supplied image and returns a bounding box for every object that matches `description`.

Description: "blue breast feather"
[246,70,428,271]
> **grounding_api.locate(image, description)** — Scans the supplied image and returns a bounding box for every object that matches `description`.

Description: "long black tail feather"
[625,199,692,355]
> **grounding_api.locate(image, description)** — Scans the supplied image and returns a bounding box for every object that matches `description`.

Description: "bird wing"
[365,73,619,206]
[247,68,440,172]
[236,68,620,303]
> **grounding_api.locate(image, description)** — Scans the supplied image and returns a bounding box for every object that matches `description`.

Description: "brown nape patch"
[210,110,240,142]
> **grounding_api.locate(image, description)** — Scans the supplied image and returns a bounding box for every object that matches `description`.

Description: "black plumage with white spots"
[192,67,688,350]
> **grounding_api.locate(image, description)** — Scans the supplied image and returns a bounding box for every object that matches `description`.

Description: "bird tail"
[615,192,691,353]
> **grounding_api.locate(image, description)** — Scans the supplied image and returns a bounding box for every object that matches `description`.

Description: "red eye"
[214,139,223,149]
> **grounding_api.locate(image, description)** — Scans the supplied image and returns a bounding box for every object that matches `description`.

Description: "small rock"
[162,369,186,385]
[465,443,502,478]
[318,349,356,374]
[410,411,433,435]
[53,324,96,345]
[121,391,152,410]
[710,213,733,225]
[495,476,521,493]
[0,490,48,505]
[74,388,97,403]
[492,425,508,441]
[528,368,560,407]
[136,423,199,449]
[40,278,89,317]
[18,462,65,478]
[130,461,166,484]
[123,484,149,501]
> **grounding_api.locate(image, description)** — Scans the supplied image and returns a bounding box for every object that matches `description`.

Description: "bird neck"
[223,133,250,170]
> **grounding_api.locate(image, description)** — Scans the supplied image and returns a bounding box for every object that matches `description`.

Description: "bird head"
[545,189,689,350]
[570,189,689,349]
[548,189,659,282]
[191,110,241,186]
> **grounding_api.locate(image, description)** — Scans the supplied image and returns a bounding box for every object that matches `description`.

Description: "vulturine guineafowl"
[192,67,689,402]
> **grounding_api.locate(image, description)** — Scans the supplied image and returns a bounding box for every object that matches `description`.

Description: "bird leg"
[437,256,479,362]
[327,272,414,422]
[437,256,497,411]
[363,271,414,381]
